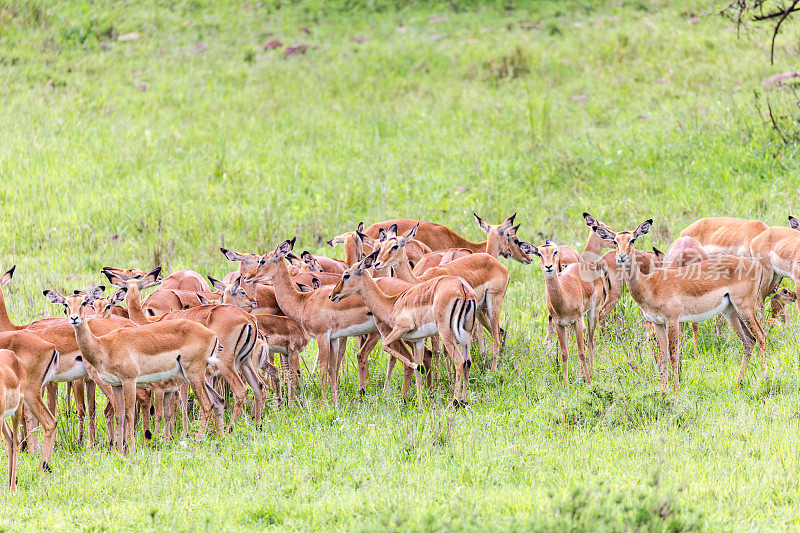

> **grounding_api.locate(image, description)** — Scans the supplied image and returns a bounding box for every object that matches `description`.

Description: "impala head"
[582,212,617,251]
[789,215,800,231]
[243,238,296,283]
[526,241,561,277]
[101,266,150,280]
[44,286,114,326]
[373,224,418,270]
[776,287,797,304]
[329,252,376,302]
[327,222,364,247]
[90,288,127,318]
[300,251,323,272]
[474,213,531,264]
[220,248,262,279]
[103,266,161,294]
[209,275,257,309]
[587,217,653,266]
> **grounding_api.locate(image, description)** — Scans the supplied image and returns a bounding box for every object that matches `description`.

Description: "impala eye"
[343,274,350,280]
[259,259,265,265]
[391,245,398,251]
[553,250,558,255]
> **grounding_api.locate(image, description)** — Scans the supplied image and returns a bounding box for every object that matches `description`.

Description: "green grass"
[2,0,800,529]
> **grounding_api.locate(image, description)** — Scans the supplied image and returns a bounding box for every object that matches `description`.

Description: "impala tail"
[451,285,477,349]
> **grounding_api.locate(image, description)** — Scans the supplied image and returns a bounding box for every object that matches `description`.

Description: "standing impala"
[588,219,770,388]
[329,253,477,407]
[103,267,260,429]
[44,287,225,453]
[242,239,419,404]
[363,214,531,263]
[528,242,606,386]
[1,349,25,491]
[369,224,509,370]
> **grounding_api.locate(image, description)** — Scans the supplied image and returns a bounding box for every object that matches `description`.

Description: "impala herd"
[1,212,799,490]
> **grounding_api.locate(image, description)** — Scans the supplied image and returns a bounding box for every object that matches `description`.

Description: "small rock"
[284,44,307,57]
[118,32,140,42]
[262,39,282,50]
[428,15,449,24]
[352,33,369,43]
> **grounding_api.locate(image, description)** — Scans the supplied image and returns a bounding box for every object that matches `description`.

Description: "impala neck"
[471,238,491,255]
[269,260,310,322]
[125,285,149,325]
[583,230,607,256]
[619,257,647,302]
[343,235,361,266]
[544,274,568,310]
[72,319,104,368]
[354,273,397,325]
[391,249,421,284]
[0,287,20,331]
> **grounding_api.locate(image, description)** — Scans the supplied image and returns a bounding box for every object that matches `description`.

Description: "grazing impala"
[363,214,531,263]
[370,224,509,370]
[329,252,477,407]
[528,242,606,386]
[749,224,800,327]
[243,239,419,403]
[679,217,768,257]
[103,267,261,428]
[1,349,24,491]
[588,219,770,388]
[44,287,225,453]
[769,288,796,323]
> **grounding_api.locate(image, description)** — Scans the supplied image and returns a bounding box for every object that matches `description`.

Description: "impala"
[370,224,509,370]
[1,349,24,491]
[242,239,419,403]
[769,288,796,323]
[679,217,768,257]
[528,242,606,386]
[749,225,800,327]
[589,219,770,388]
[103,267,261,429]
[363,214,528,262]
[45,287,225,453]
[329,252,477,407]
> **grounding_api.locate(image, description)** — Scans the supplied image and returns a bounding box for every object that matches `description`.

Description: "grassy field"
[2,0,800,529]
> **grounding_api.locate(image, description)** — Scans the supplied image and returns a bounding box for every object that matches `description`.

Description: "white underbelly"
[679,296,730,323]
[331,319,376,339]
[402,322,438,341]
[42,355,59,386]
[136,363,182,384]
[269,346,289,356]
[52,360,87,383]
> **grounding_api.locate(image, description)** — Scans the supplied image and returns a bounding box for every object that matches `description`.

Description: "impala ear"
[276,239,294,256]
[498,213,516,234]
[399,223,419,246]
[0,265,15,288]
[519,242,539,256]
[196,293,210,305]
[388,224,398,236]
[652,246,664,258]
[474,213,491,233]
[789,215,800,231]
[590,224,616,242]
[311,277,321,290]
[43,290,65,305]
[378,228,388,242]
[361,250,378,271]
[583,212,601,228]
[110,287,127,305]
[632,219,653,240]
[510,223,521,235]
[208,276,225,292]
[296,282,312,293]
[137,266,162,291]
[220,248,248,262]
[357,222,364,232]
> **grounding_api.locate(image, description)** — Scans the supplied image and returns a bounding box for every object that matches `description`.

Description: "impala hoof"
[42,462,52,473]
[144,430,153,441]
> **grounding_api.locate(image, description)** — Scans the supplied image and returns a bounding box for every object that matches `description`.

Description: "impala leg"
[384,355,398,394]
[440,333,466,406]
[666,320,680,391]
[85,379,96,446]
[84,363,118,446]
[691,323,700,346]
[652,324,670,389]
[586,306,597,380]
[328,338,340,405]
[317,337,332,403]
[725,311,755,383]
[73,379,86,445]
[740,309,769,377]
[411,342,425,407]
[555,324,569,388]
[46,382,57,424]
[112,386,125,454]
[355,332,381,395]
[487,292,505,370]
[23,388,57,474]
[574,319,590,385]
[545,315,554,343]
[3,418,18,492]
[179,381,190,438]
[240,359,264,421]
[217,362,247,432]
[153,388,166,439]
[122,381,137,454]
[137,389,153,443]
